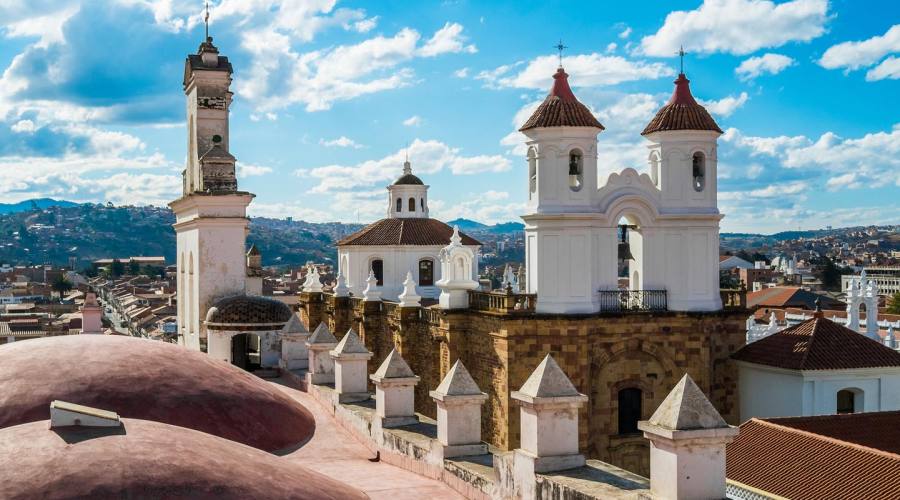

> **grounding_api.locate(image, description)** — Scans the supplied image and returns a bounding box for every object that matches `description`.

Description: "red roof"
[727,417,900,500]
[519,67,604,131]
[337,218,481,246]
[768,411,900,455]
[747,286,845,310]
[732,317,900,370]
[642,74,722,135]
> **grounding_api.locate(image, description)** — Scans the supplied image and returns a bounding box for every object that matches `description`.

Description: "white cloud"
[605,42,617,53]
[353,17,378,33]
[825,172,862,191]
[735,53,795,80]
[431,190,525,224]
[403,115,422,127]
[3,4,79,48]
[300,139,510,194]
[699,92,748,117]
[10,119,36,133]
[319,136,363,149]
[454,67,469,78]
[237,163,273,177]
[418,22,477,57]
[819,24,900,71]
[866,56,900,81]
[640,0,829,56]
[619,26,632,39]
[477,53,673,90]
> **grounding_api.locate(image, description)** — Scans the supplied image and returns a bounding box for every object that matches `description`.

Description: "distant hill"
[0,198,80,215]
[447,218,524,234]
[447,218,487,230]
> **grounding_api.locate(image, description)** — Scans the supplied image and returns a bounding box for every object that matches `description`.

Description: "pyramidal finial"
[309,322,337,344]
[333,271,350,297]
[373,349,416,379]
[363,270,381,301]
[283,314,308,335]
[517,353,580,398]
[398,271,421,307]
[433,360,482,397]
[646,374,728,431]
[450,225,462,246]
[332,328,370,355]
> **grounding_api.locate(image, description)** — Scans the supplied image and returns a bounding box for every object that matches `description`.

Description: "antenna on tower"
[554,39,568,67]
[204,1,210,40]
[676,45,686,74]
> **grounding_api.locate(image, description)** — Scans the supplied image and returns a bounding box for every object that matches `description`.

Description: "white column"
[330,328,373,403]
[638,374,739,500]
[306,323,337,385]
[430,360,488,458]
[369,349,420,428]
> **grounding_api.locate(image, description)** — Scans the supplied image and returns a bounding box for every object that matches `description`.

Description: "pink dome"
[0,418,367,499]
[0,335,314,452]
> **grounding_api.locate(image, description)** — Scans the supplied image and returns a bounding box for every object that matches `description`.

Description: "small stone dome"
[0,418,367,499]
[0,335,314,452]
[205,294,293,330]
[393,173,424,185]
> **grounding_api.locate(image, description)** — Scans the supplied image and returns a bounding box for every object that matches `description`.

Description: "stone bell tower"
[170,31,253,351]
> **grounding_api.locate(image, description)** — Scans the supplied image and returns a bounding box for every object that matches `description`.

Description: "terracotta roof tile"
[747,286,844,310]
[768,411,900,455]
[732,317,900,370]
[642,74,722,135]
[519,68,604,131]
[336,218,480,246]
[727,417,900,500]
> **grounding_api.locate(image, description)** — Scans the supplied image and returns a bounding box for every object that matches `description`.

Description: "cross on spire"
[204,1,210,40]
[676,45,686,74]
[554,39,568,67]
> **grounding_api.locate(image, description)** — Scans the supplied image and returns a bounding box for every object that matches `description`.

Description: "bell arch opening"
[568,149,583,192]
[231,333,262,372]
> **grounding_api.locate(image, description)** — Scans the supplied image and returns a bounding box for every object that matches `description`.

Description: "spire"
[549,67,577,101]
[403,159,412,176]
[641,69,722,135]
[516,353,580,399]
[677,45,686,74]
[519,66,603,131]
[204,1,210,41]
[669,73,699,106]
[554,39,567,67]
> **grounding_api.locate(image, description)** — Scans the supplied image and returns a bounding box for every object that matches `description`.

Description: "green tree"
[52,274,73,297]
[814,256,847,290]
[110,258,125,278]
[887,292,900,315]
[720,270,741,289]
[128,260,140,275]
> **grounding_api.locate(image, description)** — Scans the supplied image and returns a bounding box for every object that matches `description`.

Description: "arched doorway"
[837,388,863,414]
[616,215,643,292]
[231,333,262,371]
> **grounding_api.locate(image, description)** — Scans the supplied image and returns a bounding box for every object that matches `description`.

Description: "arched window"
[837,389,856,414]
[396,198,402,212]
[568,149,583,192]
[409,197,416,212]
[618,388,642,434]
[527,148,537,197]
[371,259,384,286]
[419,259,434,286]
[692,152,705,192]
[420,198,425,211]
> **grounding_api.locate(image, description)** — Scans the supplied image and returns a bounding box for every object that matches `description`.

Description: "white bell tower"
[169,30,253,351]
[387,160,429,219]
[521,67,606,314]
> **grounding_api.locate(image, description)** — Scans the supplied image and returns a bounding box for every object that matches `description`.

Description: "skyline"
[1,0,899,233]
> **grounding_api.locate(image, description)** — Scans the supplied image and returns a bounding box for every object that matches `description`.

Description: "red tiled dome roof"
[642,73,722,135]
[519,67,604,131]
[336,218,481,246]
[0,335,315,452]
[0,418,367,499]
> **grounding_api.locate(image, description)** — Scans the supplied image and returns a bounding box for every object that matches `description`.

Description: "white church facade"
[335,161,481,302]
[521,68,723,314]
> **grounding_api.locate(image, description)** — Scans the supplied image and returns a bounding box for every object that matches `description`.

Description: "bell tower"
[387,160,429,219]
[170,26,253,351]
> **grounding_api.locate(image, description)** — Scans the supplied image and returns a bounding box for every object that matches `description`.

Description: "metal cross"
[555,39,568,67]
[676,45,686,74]
[204,1,210,40]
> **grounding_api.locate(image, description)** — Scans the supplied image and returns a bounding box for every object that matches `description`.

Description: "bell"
[618,241,634,261]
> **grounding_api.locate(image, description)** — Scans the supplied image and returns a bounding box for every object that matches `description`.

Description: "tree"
[128,260,140,275]
[814,256,848,291]
[888,292,900,315]
[52,274,73,297]
[720,270,741,289]
[110,258,125,278]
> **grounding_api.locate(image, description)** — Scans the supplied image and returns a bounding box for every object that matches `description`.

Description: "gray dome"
[205,295,292,330]
[393,173,424,185]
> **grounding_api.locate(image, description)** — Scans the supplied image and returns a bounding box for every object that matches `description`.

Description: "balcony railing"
[598,289,668,312]
[468,289,537,314]
[720,288,747,310]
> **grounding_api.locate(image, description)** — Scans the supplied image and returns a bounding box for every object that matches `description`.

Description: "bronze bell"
[618,224,634,261]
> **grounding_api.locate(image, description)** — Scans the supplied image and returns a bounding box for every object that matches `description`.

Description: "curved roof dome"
[641,73,722,135]
[0,335,314,452]
[205,294,293,330]
[0,418,367,499]
[519,67,604,131]
[392,160,424,185]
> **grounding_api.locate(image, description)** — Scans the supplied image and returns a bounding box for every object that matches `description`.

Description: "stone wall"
[298,292,746,476]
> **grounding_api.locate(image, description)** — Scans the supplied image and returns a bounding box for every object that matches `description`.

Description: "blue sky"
[0,0,898,233]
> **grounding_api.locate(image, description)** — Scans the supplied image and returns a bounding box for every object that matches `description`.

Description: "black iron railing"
[598,289,667,312]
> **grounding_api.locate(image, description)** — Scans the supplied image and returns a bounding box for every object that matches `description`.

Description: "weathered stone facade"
[299,292,746,476]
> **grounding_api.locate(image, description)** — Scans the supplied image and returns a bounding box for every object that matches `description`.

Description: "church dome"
[0,335,314,452]
[205,294,293,330]
[519,67,604,131]
[393,173,424,185]
[641,73,722,135]
[0,418,367,499]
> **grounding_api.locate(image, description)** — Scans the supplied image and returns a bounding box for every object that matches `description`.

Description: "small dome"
[519,67,604,131]
[641,73,722,135]
[205,294,293,330]
[394,173,424,185]
[0,418,367,499]
[0,335,314,452]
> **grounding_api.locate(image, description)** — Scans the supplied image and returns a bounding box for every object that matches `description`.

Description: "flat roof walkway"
[271,379,464,500]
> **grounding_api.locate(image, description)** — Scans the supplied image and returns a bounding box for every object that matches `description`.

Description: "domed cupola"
[642,73,722,135]
[519,67,604,131]
[205,294,293,331]
[387,160,429,219]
